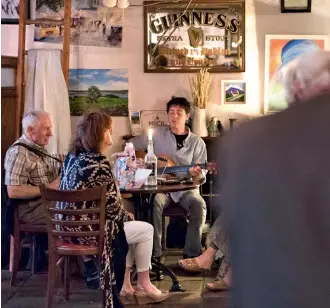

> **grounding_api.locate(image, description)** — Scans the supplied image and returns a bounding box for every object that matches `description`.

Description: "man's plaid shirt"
[4,135,59,187]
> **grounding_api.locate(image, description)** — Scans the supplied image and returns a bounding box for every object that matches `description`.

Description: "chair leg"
[10,231,21,287]
[64,256,70,300]
[161,216,165,251]
[31,235,37,274]
[45,253,57,308]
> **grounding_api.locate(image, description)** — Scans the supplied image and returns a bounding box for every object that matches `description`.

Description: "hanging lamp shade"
[117,0,129,8]
[102,0,117,8]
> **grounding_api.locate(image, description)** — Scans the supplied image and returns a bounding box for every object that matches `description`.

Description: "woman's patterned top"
[59,151,130,308]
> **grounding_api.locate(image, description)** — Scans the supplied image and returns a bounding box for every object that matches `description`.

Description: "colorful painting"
[33,0,123,47]
[221,80,246,104]
[264,35,329,113]
[68,69,128,116]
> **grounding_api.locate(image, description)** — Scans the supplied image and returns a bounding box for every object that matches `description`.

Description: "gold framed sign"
[144,0,245,73]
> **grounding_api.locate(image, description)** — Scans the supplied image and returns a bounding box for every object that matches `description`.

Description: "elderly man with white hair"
[4,110,61,224]
[283,50,330,104]
[217,50,330,308]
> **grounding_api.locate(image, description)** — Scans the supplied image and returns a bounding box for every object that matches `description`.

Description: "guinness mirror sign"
[144,0,245,73]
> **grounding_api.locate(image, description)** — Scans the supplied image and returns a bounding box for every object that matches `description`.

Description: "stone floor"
[1,250,231,308]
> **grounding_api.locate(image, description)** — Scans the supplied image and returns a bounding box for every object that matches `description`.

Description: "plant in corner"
[189,68,212,137]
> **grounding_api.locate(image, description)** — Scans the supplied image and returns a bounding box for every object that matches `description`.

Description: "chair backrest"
[40,185,107,256]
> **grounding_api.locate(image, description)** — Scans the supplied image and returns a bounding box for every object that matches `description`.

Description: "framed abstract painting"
[264,35,329,113]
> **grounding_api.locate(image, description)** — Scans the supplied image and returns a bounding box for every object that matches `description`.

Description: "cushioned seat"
[19,223,47,233]
[55,242,99,255]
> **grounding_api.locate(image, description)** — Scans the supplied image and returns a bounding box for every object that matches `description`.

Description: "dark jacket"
[219,93,330,308]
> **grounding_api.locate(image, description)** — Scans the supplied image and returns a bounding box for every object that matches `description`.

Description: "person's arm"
[191,139,207,184]
[98,162,131,223]
[7,185,41,199]
[50,153,65,175]
[7,177,60,199]
[5,151,60,199]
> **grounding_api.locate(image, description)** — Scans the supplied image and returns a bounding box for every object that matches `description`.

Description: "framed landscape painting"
[68,69,128,117]
[264,35,329,113]
[221,80,246,104]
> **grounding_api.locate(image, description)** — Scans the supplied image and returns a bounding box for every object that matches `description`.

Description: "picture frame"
[68,69,129,116]
[264,35,329,113]
[129,110,142,136]
[144,0,245,73]
[32,0,123,47]
[140,110,168,132]
[1,0,30,24]
[221,80,246,105]
[280,0,312,13]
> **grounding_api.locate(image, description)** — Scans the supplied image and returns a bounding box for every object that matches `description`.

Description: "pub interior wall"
[1,0,330,154]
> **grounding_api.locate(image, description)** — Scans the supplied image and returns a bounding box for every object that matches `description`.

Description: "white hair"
[283,50,330,104]
[22,110,50,134]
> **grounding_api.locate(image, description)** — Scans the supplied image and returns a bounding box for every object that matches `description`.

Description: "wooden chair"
[10,201,48,286]
[40,185,107,308]
[161,181,215,251]
[162,203,188,251]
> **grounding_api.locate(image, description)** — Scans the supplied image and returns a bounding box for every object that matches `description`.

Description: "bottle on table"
[145,128,157,186]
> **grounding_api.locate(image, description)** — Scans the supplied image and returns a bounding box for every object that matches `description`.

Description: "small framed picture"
[140,110,168,132]
[1,0,30,24]
[280,0,312,13]
[221,80,246,105]
[129,110,142,136]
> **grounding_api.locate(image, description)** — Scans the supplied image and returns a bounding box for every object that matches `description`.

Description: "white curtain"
[25,49,71,154]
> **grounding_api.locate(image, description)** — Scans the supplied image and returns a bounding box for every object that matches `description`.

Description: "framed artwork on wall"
[68,68,129,117]
[129,110,142,136]
[31,0,123,48]
[280,0,312,13]
[264,35,329,113]
[144,0,245,73]
[221,80,246,104]
[1,0,30,24]
[140,110,168,132]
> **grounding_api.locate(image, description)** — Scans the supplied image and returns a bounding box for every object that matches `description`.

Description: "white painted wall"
[2,0,330,154]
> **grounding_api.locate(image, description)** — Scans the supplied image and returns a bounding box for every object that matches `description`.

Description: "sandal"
[120,289,137,305]
[177,258,210,273]
[134,287,170,305]
[206,279,230,291]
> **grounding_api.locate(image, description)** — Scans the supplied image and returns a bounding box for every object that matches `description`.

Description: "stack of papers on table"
[135,168,152,188]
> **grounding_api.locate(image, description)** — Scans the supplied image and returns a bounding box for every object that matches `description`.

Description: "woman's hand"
[128,212,135,221]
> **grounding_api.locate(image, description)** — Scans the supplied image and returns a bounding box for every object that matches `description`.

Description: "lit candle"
[148,128,153,141]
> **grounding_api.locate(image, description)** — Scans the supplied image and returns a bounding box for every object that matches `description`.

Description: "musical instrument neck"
[157,164,201,175]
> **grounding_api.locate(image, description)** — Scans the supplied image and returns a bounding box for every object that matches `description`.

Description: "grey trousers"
[152,190,207,258]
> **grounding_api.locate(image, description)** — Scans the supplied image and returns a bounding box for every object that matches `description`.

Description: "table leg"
[151,256,185,292]
[136,194,185,292]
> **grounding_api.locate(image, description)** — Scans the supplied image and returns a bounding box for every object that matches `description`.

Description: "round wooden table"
[120,182,199,293]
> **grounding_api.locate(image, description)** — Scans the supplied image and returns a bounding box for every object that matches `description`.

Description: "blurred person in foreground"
[221,50,330,308]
